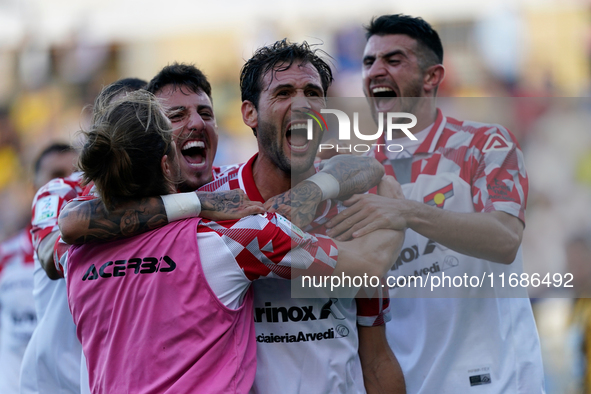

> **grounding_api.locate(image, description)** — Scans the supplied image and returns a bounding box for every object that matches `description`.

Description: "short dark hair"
[91,78,148,123]
[34,143,75,175]
[100,78,147,100]
[240,39,333,109]
[146,63,212,98]
[365,14,443,69]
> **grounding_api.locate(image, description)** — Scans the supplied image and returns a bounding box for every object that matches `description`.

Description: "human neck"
[388,97,438,139]
[252,154,315,201]
[415,99,438,131]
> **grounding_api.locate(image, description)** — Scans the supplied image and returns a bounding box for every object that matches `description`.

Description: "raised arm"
[59,155,383,245]
[265,154,385,228]
[59,190,264,245]
[204,176,404,282]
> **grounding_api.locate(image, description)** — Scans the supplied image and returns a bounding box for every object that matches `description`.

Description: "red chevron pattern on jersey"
[199,213,338,281]
[371,109,527,222]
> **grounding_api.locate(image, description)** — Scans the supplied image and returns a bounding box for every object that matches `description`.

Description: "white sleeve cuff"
[306,172,340,200]
[161,192,201,222]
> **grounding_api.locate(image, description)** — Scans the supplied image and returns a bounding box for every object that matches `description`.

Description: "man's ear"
[241,100,258,130]
[161,155,172,178]
[423,64,445,95]
[161,154,178,192]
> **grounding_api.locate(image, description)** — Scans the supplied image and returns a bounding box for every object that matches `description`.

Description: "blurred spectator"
[0,107,23,191]
[0,142,76,393]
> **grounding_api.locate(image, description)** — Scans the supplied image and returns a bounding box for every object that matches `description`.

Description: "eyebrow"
[363,49,407,64]
[167,105,213,112]
[271,83,323,93]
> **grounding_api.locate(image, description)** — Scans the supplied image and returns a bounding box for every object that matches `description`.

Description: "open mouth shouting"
[181,139,208,168]
[286,121,310,153]
[370,85,399,112]
[372,86,398,98]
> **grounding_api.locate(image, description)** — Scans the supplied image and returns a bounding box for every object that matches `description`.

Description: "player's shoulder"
[213,163,240,179]
[199,212,276,231]
[200,163,244,192]
[444,115,519,151]
[197,213,271,249]
[33,172,84,201]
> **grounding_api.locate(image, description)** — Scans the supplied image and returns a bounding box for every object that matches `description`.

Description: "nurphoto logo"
[304,108,418,153]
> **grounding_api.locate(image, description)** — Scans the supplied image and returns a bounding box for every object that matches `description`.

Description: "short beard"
[257,119,292,174]
[257,119,318,177]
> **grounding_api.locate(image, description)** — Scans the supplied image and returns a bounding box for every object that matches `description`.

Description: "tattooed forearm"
[196,189,264,221]
[264,156,384,228]
[198,191,245,214]
[59,190,264,245]
[58,197,168,245]
[320,155,384,198]
[265,183,323,228]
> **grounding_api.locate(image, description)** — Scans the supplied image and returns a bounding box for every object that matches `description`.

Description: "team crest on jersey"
[33,195,59,225]
[482,134,513,153]
[423,183,454,208]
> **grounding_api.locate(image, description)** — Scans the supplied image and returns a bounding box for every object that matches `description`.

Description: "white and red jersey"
[371,109,544,393]
[196,213,337,309]
[20,172,85,394]
[213,164,240,179]
[372,108,527,222]
[200,154,389,394]
[30,174,84,258]
[0,227,36,394]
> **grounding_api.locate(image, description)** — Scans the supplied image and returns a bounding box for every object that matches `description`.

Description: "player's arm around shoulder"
[408,124,527,264]
[317,154,385,199]
[358,324,406,394]
[326,125,526,264]
[58,190,263,245]
[331,176,405,278]
[265,154,384,228]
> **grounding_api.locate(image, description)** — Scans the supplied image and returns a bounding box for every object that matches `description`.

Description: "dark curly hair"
[146,63,212,99]
[240,39,333,110]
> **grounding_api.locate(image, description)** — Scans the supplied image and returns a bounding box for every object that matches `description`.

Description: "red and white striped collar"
[237,154,265,203]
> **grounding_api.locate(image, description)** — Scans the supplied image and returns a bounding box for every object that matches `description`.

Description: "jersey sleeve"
[355,291,391,327]
[470,126,528,223]
[53,235,71,277]
[198,212,338,281]
[31,175,84,250]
